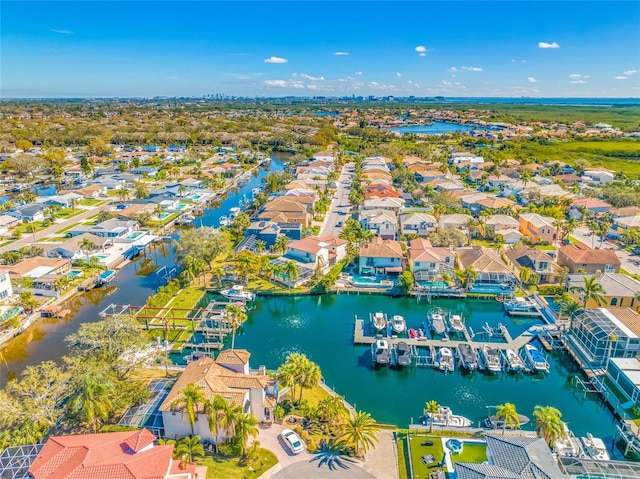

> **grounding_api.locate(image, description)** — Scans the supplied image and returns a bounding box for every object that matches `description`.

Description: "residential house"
[567,273,640,310]
[364,183,401,199]
[449,152,484,165]
[41,233,111,260]
[90,176,127,190]
[244,220,302,248]
[610,206,640,218]
[363,168,392,183]
[407,238,455,281]
[583,167,615,185]
[614,215,640,233]
[260,196,312,227]
[29,429,201,479]
[485,214,519,233]
[0,214,20,236]
[439,213,473,233]
[566,308,640,368]
[362,197,405,214]
[433,179,466,192]
[518,213,557,244]
[557,243,621,274]
[358,237,403,275]
[7,257,72,297]
[43,192,83,208]
[278,235,348,286]
[115,203,156,221]
[67,184,106,199]
[570,197,612,219]
[456,246,516,294]
[68,219,138,238]
[160,350,277,442]
[504,245,558,284]
[399,212,437,237]
[8,204,44,223]
[605,357,640,409]
[0,269,13,300]
[130,165,159,177]
[359,209,398,240]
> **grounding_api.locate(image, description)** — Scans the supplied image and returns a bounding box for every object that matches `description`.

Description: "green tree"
[134,181,149,199]
[339,410,381,458]
[396,270,415,294]
[495,403,520,435]
[18,290,39,313]
[170,383,206,436]
[80,237,96,260]
[273,234,291,255]
[424,400,440,433]
[68,374,114,432]
[115,186,130,202]
[533,405,564,447]
[284,260,300,289]
[569,275,606,308]
[519,266,532,286]
[225,304,248,350]
[15,139,33,151]
[175,435,205,467]
[235,412,259,457]
[205,395,228,452]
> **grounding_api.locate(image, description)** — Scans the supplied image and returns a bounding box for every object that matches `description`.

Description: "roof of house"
[408,238,453,263]
[440,213,473,226]
[217,349,251,365]
[39,233,110,254]
[571,198,612,209]
[607,308,640,337]
[559,243,621,266]
[359,237,403,259]
[400,212,437,226]
[567,273,640,298]
[0,214,20,226]
[362,197,405,208]
[504,245,554,269]
[456,247,512,274]
[28,429,190,479]
[519,213,555,228]
[476,196,516,209]
[263,197,309,213]
[486,215,520,227]
[7,256,70,277]
[360,209,397,223]
[287,235,347,255]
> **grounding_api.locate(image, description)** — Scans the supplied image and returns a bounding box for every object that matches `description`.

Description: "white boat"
[372,339,390,366]
[229,206,241,218]
[524,344,549,373]
[437,347,454,372]
[429,310,447,335]
[423,406,472,428]
[219,215,230,227]
[449,314,465,333]
[251,187,261,196]
[481,344,502,373]
[505,348,526,372]
[182,351,208,364]
[555,423,582,458]
[391,315,406,334]
[220,285,255,301]
[581,433,610,461]
[371,311,387,331]
[503,297,540,316]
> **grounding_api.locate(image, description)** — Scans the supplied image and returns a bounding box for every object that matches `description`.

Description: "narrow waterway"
[0,158,284,384]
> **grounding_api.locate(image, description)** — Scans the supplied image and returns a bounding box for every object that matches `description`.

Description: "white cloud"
[449,67,457,72]
[369,82,380,86]
[50,29,73,34]
[570,80,587,84]
[615,76,629,80]
[527,77,537,83]
[396,72,402,77]
[462,66,483,72]
[624,69,638,75]
[355,71,363,76]
[418,52,426,57]
[264,80,289,87]
[264,56,288,64]
[415,45,428,56]
[538,41,560,49]
[442,80,452,86]
[300,73,324,81]
[333,51,349,56]
[569,74,590,79]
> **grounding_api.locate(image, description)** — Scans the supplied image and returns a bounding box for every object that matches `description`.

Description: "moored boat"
[580,433,610,461]
[219,215,230,227]
[395,341,412,366]
[220,284,255,301]
[505,348,526,372]
[503,297,539,316]
[391,315,406,334]
[437,347,454,372]
[524,344,549,373]
[481,344,502,373]
[484,413,530,429]
[422,406,472,428]
[372,339,390,366]
[555,423,582,458]
[457,343,478,370]
[371,311,388,331]
[449,314,465,333]
[429,309,447,335]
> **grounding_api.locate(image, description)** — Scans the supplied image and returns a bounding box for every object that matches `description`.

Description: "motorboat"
[372,339,390,366]
[422,406,472,428]
[555,423,582,458]
[580,433,610,461]
[391,315,406,334]
[457,343,478,371]
[449,314,465,334]
[229,206,241,218]
[429,309,447,335]
[182,351,208,364]
[395,341,412,366]
[481,344,502,373]
[437,347,454,372]
[503,297,539,316]
[505,348,526,372]
[220,285,255,301]
[219,215,230,227]
[524,344,549,373]
[484,413,530,430]
[371,311,387,331]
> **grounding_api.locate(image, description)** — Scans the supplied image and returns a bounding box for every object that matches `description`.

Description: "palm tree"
[464,266,478,291]
[495,403,520,435]
[178,184,188,197]
[424,400,440,433]
[225,304,247,350]
[559,297,581,321]
[533,405,564,447]
[205,395,228,452]
[170,383,206,436]
[115,186,129,203]
[317,395,347,430]
[220,402,243,442]
[69,375,114,432]
[235,412,259,457]
[569,275,606,308]
[284,260,300,289]
[175,435,205,468]
[154,203,165,221]
[297,357,322,403]
[273,234,291,255]
[339,410,381,458]
[80,237,96,261]
[519,266,532,287]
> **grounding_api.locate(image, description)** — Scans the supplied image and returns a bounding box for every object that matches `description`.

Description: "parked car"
[281,428,305,454]
[336,221,343,227]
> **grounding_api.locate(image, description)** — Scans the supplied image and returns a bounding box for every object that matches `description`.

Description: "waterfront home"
[160,350,277,442]
[407,238,455,279]
[115,203,156,220]
[133,195,181,212]
[244,220,302,248]
[40,233,111,260]
[0,269,13,300]
[7,203,44,223]
[29,429,201,479]
[285,235,347,269]
[399,212,437,237]
[7,257,72,297]
[504,245,558,284]
[604,357,640,409]
[260,196,312,227]
[358,237,403,275]
[68,219,138,238]
[455,246,516,294]
[570,197,612,219]
[557,243,620,274]
[518,213,557,244]
[362,197,405,214]
[566,308,640,369]
[567,273,640,310]
[456,434,564,479]
[359,209,398,240]
[439,213,473,232]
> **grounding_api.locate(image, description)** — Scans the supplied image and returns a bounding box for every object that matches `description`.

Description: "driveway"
[320,163,353,237]
[257,422,313,470]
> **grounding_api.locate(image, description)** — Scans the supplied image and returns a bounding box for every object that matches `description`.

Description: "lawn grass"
[397,431,411,479]
[449,443,487,467]
[0,240,14,247]
[55,222,82,234]
[79,198,104,206]
[408,434,445,479]
[197,449,278,479]
[170,285,206,312]
[247,276,310,295]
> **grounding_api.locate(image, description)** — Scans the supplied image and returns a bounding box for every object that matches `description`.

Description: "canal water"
[390,121,485,135]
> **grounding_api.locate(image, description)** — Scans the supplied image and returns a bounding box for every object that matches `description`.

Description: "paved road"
[570,227,640,275]
[0,204,110,255]
[271,459,375,479]
[320,163,353,237]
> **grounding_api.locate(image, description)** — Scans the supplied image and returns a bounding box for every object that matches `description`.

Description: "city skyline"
[1,1,639,98]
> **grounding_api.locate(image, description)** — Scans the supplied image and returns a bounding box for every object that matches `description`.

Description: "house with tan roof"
[362,196,405,214]
[504,245,558,284]
[439,213,473,232]
[359,209,398,240]
[40,233,112,260]
[407,238,455,278]
[160,349,277,442]
[456,246,516,294]
[557,243,620,274]
[7,256,72,297]
[260,196,311,227]
[518,213,557,244]
[400,212,437,237]
[29,428,202,479]
[359,237,403,275]
[567,273,640,310]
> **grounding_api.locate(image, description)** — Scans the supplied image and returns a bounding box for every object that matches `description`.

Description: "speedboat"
[372,339,390,366]
[371,311,387,331]
[449,314,465,333]
[481,344,502,373]
[524,344,549,373]
[503,297,539,316]
[437,347,454,372]
[457,343,478,371]
[182,351,208,364]
[485,413,530,430]
[505,348,526,372]
[219,215,230,227]
[220,284,255,301]
[229,206,241,218]
[429,310,447,335]
[581,433,610,461]
[395,341,412,366]
[555,423,582,458]
[391,315,406,334]
[422,406,472,428]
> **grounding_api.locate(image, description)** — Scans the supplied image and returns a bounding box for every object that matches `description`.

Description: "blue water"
[391,121,485,135]
[439,97,640,106]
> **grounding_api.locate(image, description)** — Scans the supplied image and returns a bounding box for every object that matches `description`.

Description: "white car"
[281,428,305,454]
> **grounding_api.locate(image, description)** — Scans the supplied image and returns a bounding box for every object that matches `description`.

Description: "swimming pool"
[128,231,145,240]
[418,281,449,289]
[468,283,515,295]
[67,270,82,279]
[0,307,21,323]
[93,254,109,260]
[190,194,203,201]
[158,212,172,220]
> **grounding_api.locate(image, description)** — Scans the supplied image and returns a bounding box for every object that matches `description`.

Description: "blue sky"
[2,1,639,98]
